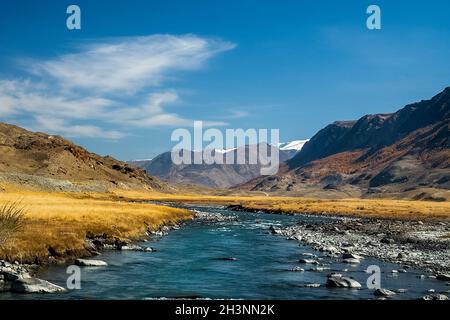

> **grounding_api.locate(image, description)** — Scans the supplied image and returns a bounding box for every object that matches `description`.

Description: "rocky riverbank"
[268,215,450,275]
[0,222,183,295]
[0,260,66,294]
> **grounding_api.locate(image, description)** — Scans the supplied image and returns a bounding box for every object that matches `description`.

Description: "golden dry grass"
[232,198,450,220]
[0,189,192,263]
[111,189,450,220]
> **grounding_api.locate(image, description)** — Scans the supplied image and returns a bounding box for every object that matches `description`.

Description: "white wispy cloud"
[31,34,235,94]
[35,116,124,139]
[225,110,249,119]
[0,79,112,120]
[0,34,235,138]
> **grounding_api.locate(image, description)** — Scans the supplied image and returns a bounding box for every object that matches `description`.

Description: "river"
[2,205,448,300]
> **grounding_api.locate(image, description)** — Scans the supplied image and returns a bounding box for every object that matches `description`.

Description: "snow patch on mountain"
[277,140,309,151]
[214,148,237,154]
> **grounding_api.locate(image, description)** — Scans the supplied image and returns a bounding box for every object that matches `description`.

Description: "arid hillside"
[0,122,168,192]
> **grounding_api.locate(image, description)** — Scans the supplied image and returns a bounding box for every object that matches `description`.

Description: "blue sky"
[0,0,449,160]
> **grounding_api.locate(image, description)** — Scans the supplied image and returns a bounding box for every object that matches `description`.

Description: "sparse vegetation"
[111,190,450,220]
[0,201,26,246]
[0,190,192,262]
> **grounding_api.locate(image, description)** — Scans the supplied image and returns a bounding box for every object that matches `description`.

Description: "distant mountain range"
[2,87,448,200]
[242,87,450,200]
[128,141,308,188]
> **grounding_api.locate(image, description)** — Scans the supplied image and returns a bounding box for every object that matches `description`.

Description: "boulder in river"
[326,276,361,289]
[290,267,305,272]
[75,259,108,267]
[374,288,396,297]
[309,267,330,272]
[216,257,238,261]
[11,278,66,294]
[299,258,318,264]
[304,283,321,288]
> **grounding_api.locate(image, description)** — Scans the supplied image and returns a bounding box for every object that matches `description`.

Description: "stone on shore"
[269,226,282,234]
[342,258,361,264]
[421,293,449,300]
[436,274,450,281]
[11,278,66,294]
[397,252,407,259]
[300,253,316,257]
[342,253,363,260]
[319,246,339,254]
[120,244,153,252]
[380,237,395,244]
[119,244,143,251]
[75,259,108,267]
[0,270,31,281]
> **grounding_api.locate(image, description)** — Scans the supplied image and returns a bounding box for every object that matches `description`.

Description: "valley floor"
[113,190,450,220]
[1,187,449,264]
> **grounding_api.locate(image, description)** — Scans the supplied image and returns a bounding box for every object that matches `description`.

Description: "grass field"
[0,189,192,263]
[111,190,450,220]
[1,187,449,263]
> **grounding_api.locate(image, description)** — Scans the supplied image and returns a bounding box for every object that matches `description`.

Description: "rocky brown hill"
[0,122,167,192]
[243,87,450,200]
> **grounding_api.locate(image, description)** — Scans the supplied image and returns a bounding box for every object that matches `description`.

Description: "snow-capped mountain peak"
[277,140,309,151]
[214,148,237,154]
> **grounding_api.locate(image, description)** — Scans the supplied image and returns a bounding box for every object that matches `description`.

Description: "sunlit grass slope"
[0,189,192,263]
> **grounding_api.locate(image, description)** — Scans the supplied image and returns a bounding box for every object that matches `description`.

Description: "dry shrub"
[0,201,26,246]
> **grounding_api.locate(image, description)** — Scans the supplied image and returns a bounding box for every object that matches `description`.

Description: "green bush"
[0,201,26,246]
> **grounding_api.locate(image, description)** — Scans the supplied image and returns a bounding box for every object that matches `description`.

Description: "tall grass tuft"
[0,201,27,246]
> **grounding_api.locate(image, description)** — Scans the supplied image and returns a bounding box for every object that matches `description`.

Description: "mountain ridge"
[243,87,450,200]
[129,141,307,188]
